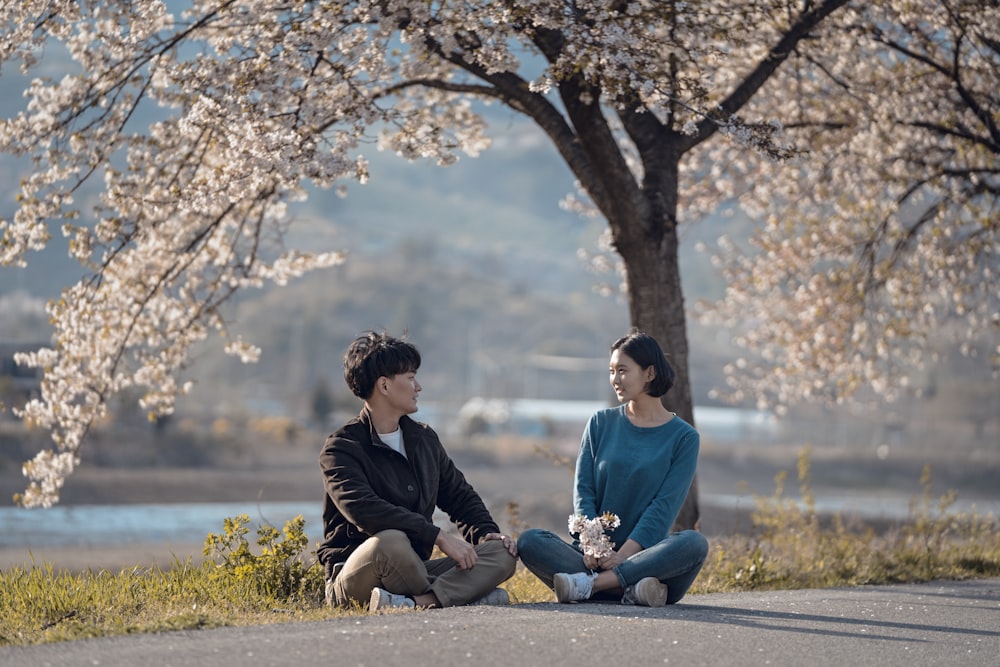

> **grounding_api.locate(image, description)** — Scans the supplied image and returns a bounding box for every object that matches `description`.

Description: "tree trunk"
[517,1,858,535]
[534,82,701,530]
[613,206,700,532]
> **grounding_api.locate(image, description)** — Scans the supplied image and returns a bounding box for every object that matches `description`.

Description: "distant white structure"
[691,405,780,443]
[457,397,604,436]
[456,397,779,442]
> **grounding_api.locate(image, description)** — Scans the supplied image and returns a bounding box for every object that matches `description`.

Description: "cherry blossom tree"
[696,1,999,412]
[1,1,995,524]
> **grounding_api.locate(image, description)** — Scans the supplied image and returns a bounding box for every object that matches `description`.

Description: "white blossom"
[568,512,621,559]
[1,0,995,507]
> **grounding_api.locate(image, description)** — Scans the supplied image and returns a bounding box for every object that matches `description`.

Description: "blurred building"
[456,396,779,443]
[0,342,44,417]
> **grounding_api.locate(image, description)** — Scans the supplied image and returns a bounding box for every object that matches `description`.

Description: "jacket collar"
[359,405,412,448]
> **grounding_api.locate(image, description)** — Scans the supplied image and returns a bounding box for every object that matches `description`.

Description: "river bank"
[0,498,757,574]
[2,434,997,573]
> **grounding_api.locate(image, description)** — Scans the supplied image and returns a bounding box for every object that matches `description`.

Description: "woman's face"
[609,348,653,402]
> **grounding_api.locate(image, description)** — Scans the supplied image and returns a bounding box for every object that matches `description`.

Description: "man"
[318,331,517,612]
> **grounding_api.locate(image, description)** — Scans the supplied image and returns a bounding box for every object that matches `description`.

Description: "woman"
[517,330,709,606]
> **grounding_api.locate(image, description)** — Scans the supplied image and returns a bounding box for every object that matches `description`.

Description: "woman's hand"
[583,551,621,571]
[589,539,643,571]
[596,550,628,570]
[582,553,602,571]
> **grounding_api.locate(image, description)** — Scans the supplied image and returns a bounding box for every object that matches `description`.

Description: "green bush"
[203,513,325,604]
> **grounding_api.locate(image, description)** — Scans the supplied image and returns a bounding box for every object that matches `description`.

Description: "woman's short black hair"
[343,331,421,399]
[610,329,675,398]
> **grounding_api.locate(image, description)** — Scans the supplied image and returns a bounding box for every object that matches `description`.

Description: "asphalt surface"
[2,579,998,666]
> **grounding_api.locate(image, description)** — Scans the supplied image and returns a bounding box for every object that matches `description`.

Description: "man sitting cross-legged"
[318,331,517,611]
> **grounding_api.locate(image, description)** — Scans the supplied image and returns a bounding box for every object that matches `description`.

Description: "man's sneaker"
[622,577,669,607]
[369,587,416,612]
[469,588,510,606]
[553,571,597,603]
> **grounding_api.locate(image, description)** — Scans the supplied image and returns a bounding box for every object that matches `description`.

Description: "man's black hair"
[343,331,421,399]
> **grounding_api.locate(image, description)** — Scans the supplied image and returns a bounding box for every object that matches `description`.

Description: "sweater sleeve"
[572,413,601,521]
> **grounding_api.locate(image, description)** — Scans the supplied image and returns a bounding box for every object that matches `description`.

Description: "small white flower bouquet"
[568,511,621,559]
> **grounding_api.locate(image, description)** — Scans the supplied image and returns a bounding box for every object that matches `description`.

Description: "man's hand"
[481,532,518,557]
[435,531,478,569]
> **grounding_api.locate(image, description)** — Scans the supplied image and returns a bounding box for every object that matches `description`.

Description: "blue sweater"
[573,405,699,549]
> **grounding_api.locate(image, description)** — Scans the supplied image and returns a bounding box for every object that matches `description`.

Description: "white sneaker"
[622,577,669,607]
[553,571,597,603]
[369,587,416,612]
[469,588,510,606]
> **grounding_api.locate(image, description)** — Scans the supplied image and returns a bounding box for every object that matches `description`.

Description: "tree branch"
[688,0,852,149]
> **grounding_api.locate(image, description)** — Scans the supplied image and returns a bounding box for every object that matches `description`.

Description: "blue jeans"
[517,528,709,604]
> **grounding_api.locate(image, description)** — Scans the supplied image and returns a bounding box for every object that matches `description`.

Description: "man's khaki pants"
[328,529,516,608]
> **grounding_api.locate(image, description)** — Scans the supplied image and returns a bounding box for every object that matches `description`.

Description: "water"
[0,502,323,549]
[706,493,1000,522]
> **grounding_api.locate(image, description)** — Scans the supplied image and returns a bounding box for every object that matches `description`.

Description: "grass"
[2,449,997,646]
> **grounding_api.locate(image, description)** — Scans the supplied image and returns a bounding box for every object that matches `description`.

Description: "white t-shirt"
[378,428,406,458]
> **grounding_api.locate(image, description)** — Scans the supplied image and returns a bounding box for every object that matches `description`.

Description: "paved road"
[3,579,998,666]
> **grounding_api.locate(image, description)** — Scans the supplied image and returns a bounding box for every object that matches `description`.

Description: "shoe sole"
[368,588,386,612]
[553,573,574,603]
[634,578,669,607]
[474,589,510,606]
[492,590,510,605]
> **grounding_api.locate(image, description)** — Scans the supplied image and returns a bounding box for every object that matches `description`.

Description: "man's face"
[382,371,421,415]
